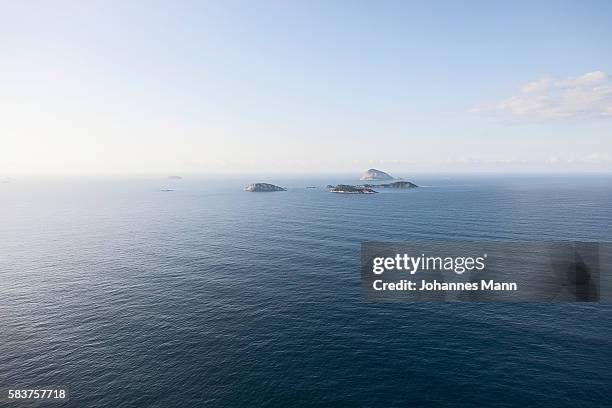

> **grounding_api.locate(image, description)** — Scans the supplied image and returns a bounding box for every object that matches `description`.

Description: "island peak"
[360,168,394,180]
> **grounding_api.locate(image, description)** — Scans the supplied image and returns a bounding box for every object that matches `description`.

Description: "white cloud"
[472,71,612,121]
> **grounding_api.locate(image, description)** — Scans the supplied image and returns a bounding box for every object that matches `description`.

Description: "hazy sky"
[1,0,612,174]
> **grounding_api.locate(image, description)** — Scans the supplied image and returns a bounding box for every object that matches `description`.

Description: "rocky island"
[361,181,418,189]
[244,183,287,192]
[329,184,378,194]
[360,168,394,181]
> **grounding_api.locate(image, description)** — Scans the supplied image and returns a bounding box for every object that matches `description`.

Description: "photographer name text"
[371,254,517,292]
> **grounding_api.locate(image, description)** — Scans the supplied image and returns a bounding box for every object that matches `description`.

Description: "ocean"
[1,174,611,407]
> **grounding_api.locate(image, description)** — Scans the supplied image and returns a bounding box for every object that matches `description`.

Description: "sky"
[1,0,611,175]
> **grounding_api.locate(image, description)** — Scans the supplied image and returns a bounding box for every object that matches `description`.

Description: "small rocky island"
[327,180,418,194]
[244,183,287,192]
[362,181,418,189]
[329,184,378,194]
[360,168,394,180]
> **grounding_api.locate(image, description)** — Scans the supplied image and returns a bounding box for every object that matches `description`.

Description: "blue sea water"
[1,174,611,407]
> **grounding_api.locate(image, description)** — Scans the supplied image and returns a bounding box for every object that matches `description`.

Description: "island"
[361,181,418,189]
[360,168,394,180]
[244,183,287,192]
[168,175,183,179]
[329,184,378,194]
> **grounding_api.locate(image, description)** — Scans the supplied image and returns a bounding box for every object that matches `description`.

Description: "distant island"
[329,184,378,194]
[168,175,183,179]
[361,181,417,189]
[244,183,287,192]
[360,168,394,180]
[327,180,418,194]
